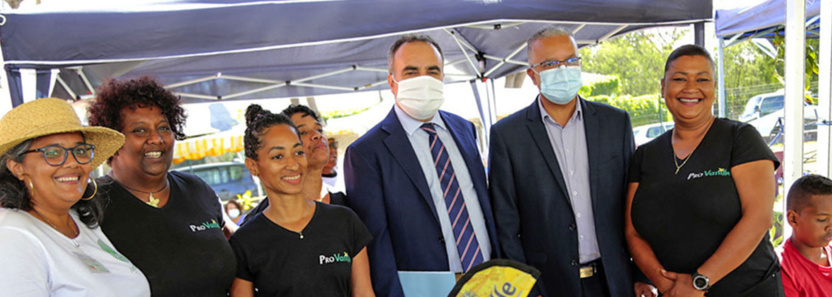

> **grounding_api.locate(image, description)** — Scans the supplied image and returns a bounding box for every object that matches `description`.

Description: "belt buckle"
[579,264,595,278]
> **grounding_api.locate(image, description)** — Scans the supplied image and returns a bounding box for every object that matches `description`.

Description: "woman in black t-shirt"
[88,77,236,297]
[240,104,349,226]
[229,105,374,297]
[624,45,783,297]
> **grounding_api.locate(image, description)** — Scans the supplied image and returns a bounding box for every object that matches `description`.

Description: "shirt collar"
[536,95,583,126]
[394,104,446,136]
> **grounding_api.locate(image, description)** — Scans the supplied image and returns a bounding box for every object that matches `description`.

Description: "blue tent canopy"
[715,0,820,41]
[1,0,712,105]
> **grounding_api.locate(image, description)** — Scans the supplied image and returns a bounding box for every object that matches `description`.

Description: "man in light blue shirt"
[489,27,654,297]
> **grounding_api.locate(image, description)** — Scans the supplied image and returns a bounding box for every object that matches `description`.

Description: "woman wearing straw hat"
[0,98,150,296]
[88,77,236,297]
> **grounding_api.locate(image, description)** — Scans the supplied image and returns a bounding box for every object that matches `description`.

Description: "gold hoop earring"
[21,175,33,190]
[81,178,97,201]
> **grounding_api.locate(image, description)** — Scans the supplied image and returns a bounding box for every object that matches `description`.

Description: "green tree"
[719,39,782,119]
[579,29,685,97]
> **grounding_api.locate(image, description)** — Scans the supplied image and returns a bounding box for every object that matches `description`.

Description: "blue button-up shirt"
[537,97,600,263]
[395,105,492,272]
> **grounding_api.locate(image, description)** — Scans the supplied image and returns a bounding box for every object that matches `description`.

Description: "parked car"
[632,121,674,147]
[738,89,817,141]
[173,162,263,201]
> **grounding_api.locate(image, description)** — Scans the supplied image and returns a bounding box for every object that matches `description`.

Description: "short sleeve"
[347,209,372,257]
[628,147,645,183]
[731,124,780,170]
[0,228,50,296]
[228,234,254,281]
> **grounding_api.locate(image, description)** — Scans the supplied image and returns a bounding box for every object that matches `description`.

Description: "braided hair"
[244,104,299,161]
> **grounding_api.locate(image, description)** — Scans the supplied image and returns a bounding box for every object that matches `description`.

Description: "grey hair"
[527,27,575,62]
[387,34,445,74]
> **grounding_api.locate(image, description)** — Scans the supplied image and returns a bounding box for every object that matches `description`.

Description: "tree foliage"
[579,29,684,97]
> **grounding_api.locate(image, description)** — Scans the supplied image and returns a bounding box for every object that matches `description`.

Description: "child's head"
[787,174,832,247]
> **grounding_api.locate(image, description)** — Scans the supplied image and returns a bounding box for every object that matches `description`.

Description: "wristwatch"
[692,272,711,291]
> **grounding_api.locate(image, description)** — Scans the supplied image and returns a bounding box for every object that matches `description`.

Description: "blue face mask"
[537,66,582,105]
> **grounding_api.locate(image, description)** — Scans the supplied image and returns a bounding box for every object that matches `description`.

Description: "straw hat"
[0,98,124,168]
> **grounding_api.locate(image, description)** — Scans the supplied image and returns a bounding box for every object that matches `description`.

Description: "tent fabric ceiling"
[1,0,712,103]
[715,0,820,39]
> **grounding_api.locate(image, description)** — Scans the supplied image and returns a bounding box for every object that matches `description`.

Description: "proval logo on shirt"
[319,252,351,265]
[189,219,221,232]
[687,168,731,180]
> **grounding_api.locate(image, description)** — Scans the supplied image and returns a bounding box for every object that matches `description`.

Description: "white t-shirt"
[0,208,150,297]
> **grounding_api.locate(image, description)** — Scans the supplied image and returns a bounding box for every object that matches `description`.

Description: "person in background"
[344,34,499,297]
[489,26,652,297]
[241,104,347,225]
[778,174,832,296]
[88,77,236,297]
[0,98,150,296]
[225,199,246,225]
[321,137,345,193]
[625,45,783,296]
[229,104,374,297]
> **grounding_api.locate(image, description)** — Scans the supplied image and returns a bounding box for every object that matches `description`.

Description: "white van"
[738,90,817,140]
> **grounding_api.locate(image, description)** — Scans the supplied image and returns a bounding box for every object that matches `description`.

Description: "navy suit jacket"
[345,108,499,297]
[489,98,637,297]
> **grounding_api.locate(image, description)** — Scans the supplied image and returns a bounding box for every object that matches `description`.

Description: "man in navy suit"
[488,27,655,297]
[344,35,499,297]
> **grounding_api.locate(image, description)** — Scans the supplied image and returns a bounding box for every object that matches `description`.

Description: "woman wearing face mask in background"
[225,199,246,225]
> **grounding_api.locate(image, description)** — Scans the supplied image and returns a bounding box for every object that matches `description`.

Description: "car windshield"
[740,96,763,119]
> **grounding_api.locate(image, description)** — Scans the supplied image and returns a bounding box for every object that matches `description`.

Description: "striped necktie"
[420,123,484,272]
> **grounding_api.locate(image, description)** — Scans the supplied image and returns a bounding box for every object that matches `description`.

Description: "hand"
[660,270,705,297]
[634,282,658,297]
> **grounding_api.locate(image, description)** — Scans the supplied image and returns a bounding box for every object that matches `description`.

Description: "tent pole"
[55,74,77,100]
[693,22,705,46]
[72,67,96,96]
[717,39,727,118]
[783,0,806,244]
[445,29,482,77]
[818,0,832,177]
[470,80,489,147]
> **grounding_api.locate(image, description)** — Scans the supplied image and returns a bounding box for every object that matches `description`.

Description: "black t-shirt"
[99,171,237,297]
[240,191,348,226]
[629,118,782,296]
[230,202,372,297]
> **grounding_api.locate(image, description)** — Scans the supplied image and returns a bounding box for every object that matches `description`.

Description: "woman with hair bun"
[229,104,375,297]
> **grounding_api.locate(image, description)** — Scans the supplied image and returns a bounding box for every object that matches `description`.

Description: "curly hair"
[244,104,298,161]
[88,76,187,142]
[0,138,105,228]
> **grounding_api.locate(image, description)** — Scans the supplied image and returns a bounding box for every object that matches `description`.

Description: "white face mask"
[393,75,445,121]
[227,208,240,218]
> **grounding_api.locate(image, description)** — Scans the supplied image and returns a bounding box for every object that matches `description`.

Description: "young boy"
[778,174,832,296]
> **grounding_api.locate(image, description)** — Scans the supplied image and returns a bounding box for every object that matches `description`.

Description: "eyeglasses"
[530,57,582,70]
[24,144,96,166]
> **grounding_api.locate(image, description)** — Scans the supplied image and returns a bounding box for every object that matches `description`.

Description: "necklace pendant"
[299,232,304,239]
[146,192,160,208]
